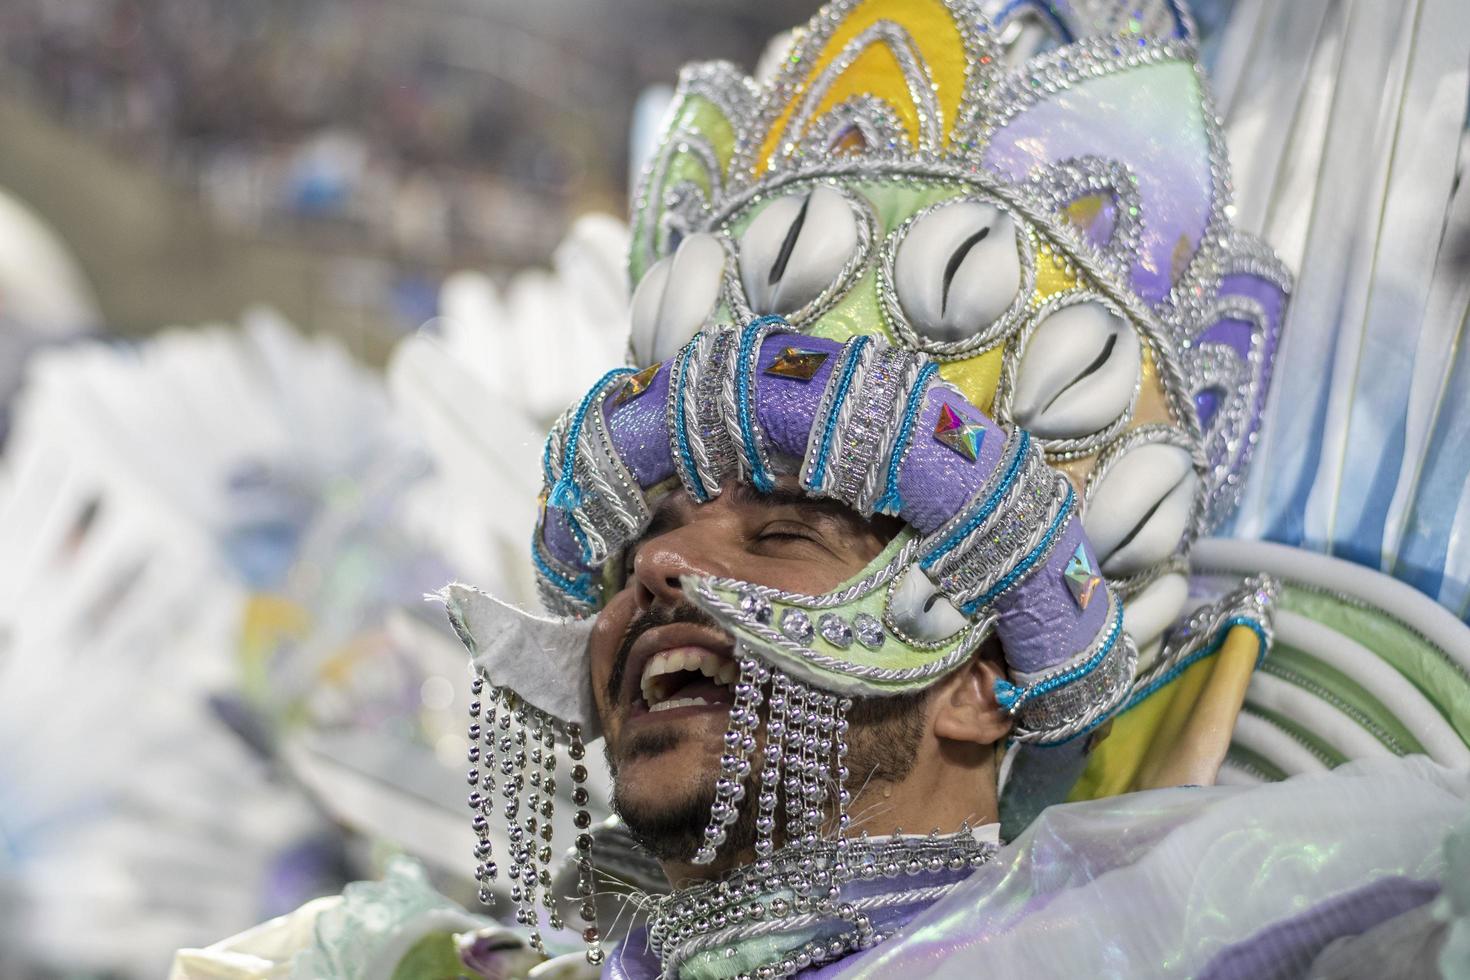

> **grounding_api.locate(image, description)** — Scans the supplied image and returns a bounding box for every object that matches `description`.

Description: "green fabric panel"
[678,96,737,171]
[630,94,733,282]
[1280,585,1470,746]
[707,530,980,694]
[389,932,481,980]
[1243,704,1348,769]
[1224,744,1288,783]
[1263,644,1426,756]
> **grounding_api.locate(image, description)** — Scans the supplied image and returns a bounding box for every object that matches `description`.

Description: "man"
[444,0,1470,975]
[174,1,1470,977]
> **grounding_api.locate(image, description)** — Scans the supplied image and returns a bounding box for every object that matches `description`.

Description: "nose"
[630,523,732,612]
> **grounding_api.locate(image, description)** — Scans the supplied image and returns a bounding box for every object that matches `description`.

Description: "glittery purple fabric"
[995,517,1107,676]
[605,361,675,488]
[1197,317,1255,362]
[753,333,841,457]
[894,386,1005,535]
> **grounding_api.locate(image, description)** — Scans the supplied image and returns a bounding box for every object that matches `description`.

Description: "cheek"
[587,594,635,712]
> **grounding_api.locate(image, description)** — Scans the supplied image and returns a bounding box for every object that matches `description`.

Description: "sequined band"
[668,336,711,502]
[922,433,1072,611]
[873,360,940,515]
[726,317,784,493]
[822,344,921,515]
[800,335,872,493]
[565,380,652,566]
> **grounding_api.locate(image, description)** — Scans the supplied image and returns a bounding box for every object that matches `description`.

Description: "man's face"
[586,482,898,862]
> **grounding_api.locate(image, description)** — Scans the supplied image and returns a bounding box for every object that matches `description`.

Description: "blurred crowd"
[0,0,609,267]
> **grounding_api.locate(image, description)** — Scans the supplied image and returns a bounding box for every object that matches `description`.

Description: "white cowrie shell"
[1134,637,1165,676]
[1122,572,1188,651]
[1085,443,1198,577]
[738,185,859,316]
[893,201,1022,343]
[1011,301,1141,439]
[887,565,968,643]
[628,232,726,366]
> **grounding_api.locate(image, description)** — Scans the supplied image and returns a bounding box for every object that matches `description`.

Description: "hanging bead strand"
[692,650,763,865]
[566,722,604,967]
[466,674,499,906]
[539,720,562,930]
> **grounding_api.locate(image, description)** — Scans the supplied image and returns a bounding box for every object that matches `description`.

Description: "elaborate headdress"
[447,0,1290,972]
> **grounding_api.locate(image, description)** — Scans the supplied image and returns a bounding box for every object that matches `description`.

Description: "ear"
[932,639,1013,746]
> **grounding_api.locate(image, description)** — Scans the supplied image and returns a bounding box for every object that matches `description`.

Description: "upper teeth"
[640,647,737,707]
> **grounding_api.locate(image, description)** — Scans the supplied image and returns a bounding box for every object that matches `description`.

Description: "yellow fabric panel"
[938,348,1004,413]
[1033,243,1082,297]
[757,0,967,174]
[1070,625,1265,801]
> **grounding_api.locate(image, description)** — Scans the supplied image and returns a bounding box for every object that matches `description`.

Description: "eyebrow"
[638,482,863,546]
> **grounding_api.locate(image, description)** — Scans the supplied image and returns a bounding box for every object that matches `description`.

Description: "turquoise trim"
[874,361,939,515]
[548,367,633,510]
[736,317,784,493]
[921,430,1032,570]
[531,535,598,607]
[1052,615,1270,746]
[1012,601,1125,711]
[961,482,1074,614]
[804,336,872,493]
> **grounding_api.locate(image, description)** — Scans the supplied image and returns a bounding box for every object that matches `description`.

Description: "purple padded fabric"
[893,385,1007,535]
[753,332,842,458]
[994,517,1107,676]
[543,507,582,567]
[604,360,675,488]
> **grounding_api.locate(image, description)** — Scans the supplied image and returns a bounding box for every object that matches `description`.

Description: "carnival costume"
[436,1,1470,978]
[167,1,1470,978]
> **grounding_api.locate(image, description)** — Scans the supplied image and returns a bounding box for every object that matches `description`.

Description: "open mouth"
[639,645,738,713]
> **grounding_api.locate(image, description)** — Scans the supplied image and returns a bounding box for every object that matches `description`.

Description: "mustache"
[606,603,720,706]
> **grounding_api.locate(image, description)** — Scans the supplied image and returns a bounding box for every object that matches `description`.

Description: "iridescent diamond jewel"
[932,403,985,462]
[779,608,814,644]
[765,347,830,381]
[818,613,853,649]
[1063,543,1103,610]
[739,589,773,625]
[851,613,885,650]
[610,363,660,408]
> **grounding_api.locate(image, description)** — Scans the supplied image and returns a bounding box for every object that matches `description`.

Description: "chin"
[608,730,723,862]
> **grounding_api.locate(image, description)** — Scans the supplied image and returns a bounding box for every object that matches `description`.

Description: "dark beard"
[607,686,930,867]
[610,761,759,866]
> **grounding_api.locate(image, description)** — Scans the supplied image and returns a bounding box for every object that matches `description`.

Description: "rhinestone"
[764,346,829,381]
[817,613,853,648]
[932,403,985,461]
[852,612,885,649]
[779,608,814,644]
[1063,542,1104,610]
[610,363,660,408]
[738,589,774,624]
